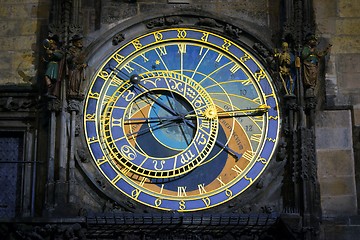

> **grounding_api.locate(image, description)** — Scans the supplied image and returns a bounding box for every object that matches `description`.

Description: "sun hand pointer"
[184,104,271,119]
[217,104,270,115]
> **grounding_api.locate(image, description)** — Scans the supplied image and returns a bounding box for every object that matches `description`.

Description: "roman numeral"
[178,43,187,53]
[158,46,167,56]
[198,184,207,194]
[243,150,254,161]
[231,164,243,175]
[230,63,240,73]
[250,134,262,142]
[177,186,187,197]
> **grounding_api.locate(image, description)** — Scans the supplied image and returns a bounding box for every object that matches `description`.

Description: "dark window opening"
[0,131,24,218]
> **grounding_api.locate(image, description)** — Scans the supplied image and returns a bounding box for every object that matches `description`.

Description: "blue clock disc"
[84,28,281,212]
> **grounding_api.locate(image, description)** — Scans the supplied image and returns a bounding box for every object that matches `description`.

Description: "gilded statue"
[274,42,296,95]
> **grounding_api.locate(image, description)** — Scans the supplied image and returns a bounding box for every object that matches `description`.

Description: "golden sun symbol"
[203,106,217,119]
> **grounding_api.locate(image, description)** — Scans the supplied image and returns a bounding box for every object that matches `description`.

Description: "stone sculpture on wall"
[42,36,64,99]
[274,41,297,95]
[301,34,331,94]
[67,35,87,99]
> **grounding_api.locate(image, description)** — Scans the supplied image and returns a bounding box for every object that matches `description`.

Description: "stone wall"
[98,0,270,26]
[316,110,357,216]
[313,0,360,220]
[0,0,49,85]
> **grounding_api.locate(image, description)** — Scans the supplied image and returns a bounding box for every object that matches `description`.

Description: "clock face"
[84,28,281,212]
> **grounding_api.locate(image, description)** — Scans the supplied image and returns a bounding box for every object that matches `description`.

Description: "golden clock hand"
[184,105,270,119]
[217,104,270,115]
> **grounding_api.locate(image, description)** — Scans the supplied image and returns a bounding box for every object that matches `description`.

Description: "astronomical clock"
[82,25,281,212]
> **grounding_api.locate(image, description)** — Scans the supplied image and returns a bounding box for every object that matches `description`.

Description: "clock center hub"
[148,91,195,151]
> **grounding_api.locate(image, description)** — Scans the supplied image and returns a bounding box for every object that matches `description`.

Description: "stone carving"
[69,24,83,38]
[274,42,297,95]
[75,115,82,136]
[146,17,165,28]
[42,36,64,99]
[253,42,272,64]
[63,223,87,240]
[165,16,183,26]
[276,139,287,162]
[76,148,86,162]
[0,97,36,111]
[102,200,124,213]
[95,177,107,190]
[112,32,125,45]
[68,99,81,113]
[301,34,331,91]
[3,223,87,240]
[67,34,87,99]
[47,98,62,112]
[224,24,243,38]
[146,16,183,29]
[196,18,222,28]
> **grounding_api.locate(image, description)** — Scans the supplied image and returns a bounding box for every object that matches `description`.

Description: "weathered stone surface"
[313,0,337,34]
[0,0,36,3]
[0,21,17,36]
[0,70,21,84]
[19,20,37,35]
[316,110,357,217]
[137,0,269,26]
[316,127,352,149]
[331,36,360,54]
[338,0,360,18]
[337,72,360,90]
[313,0,337,18]
[322,225,360,240]
[354,105,360,126]
[317,149,355,177]
[319,176,356,196]
[0,0,39,86]
[335,54,360,93]
[321,195,357,216]
[101,3,137,24]
[336,19,360,35]
[337,54,360,73]
[0,4,29,18]
[0,54,11,70]
[315,17,337,35]
[316,110,353,149]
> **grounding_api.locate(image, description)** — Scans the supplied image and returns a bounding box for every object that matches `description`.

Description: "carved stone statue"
[301,34,331,90]
[67,34,87,99]
[43,36,64,98]
[274,42,296,95]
